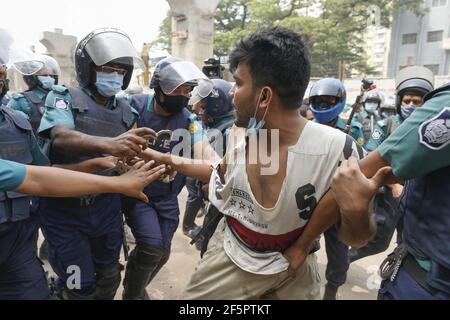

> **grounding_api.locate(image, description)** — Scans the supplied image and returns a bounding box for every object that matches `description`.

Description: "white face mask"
[365,102,378,114]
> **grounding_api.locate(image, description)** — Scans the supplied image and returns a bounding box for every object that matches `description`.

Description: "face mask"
[95,71,124,97]
[365,102,378,114]
[400,103,417,119]
[156,90,189,114]
[37,76,55,90]
[247,90,269,135]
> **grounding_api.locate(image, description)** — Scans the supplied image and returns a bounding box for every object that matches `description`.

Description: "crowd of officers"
[0,25,448,300]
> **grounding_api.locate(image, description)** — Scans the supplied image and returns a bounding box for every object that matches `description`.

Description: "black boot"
[323,284,338,300]
[122,244,165,300]
[147,249,170,285]
[95,263,122,300]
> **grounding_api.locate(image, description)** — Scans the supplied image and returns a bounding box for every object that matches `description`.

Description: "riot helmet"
[150,56,210,114]
[309,78,346,124]
[74,28,143,90]
[189,78,234,125]
[23,54,61,90]
[362,91,383,115]
[395,66,434,119]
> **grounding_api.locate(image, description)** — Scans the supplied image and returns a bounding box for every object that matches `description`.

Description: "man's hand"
[283,245,309,278]
[106,128,156,159]
[118,160,166,203]
[390,183,403,199]
[331,157,392,215]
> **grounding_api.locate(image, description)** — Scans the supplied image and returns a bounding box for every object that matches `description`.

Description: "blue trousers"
[0,217,49,299]
[39,194,122,294]
[126,194,180,249]
[378,267,450,300]
[324,225,350,288]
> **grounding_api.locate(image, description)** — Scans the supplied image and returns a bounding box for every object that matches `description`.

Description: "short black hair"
[229,27,311,110]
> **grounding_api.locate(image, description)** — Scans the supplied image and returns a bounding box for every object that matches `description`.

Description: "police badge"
[419,107,450,150]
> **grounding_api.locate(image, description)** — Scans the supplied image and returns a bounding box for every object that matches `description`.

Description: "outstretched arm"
[14,160,165,203]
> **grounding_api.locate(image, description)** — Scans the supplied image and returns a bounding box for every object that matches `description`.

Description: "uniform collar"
[335,117,346,130]
[81,87,118,109]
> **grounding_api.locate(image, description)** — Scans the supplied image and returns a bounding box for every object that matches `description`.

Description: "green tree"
[150,11,172,52]
[152,0,426,77]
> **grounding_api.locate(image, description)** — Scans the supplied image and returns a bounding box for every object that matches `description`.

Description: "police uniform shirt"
[8,88,46,118]
[0,160,26,191]
[365,115,403,152]
[379,89,450,179]
[38,85,139,137]
[335,117,365,146]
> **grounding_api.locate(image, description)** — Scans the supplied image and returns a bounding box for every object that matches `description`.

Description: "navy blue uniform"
[0,106,49,299]
[377,84,450,299]
[38,85,136,299]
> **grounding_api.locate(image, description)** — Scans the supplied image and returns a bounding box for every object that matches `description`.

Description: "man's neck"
[263,109,306,147]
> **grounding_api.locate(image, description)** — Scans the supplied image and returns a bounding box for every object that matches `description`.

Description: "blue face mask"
[400,103,417,119]
[365,102,378,114]
[37,76,55,90]
[247,90,269,135]
[95,71,124,97]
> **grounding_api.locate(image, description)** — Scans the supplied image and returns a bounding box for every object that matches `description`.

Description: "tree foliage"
[153,0,426,77]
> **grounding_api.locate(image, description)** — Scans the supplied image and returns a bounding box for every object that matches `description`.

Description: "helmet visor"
[82,28,144,70]
[158,59,209,95]
[189,78,214,105]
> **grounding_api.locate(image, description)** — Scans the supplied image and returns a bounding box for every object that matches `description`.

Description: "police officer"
[8,54,60,135]
[349,66,434,263]
[331,78,450,299]
[366,66,434,152]
[356,91,383,146]
[37,28,153,300]
[182,79,235,241]
[122,56,214,300]
[8,54,61,260]
[310,78,365,146]
[0,30,53,299]
[308,78,364,300]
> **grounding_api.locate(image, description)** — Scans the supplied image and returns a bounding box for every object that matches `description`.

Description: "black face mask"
[155,89,189,115]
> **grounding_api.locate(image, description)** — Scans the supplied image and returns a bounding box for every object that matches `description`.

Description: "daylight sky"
[2,0,170,54]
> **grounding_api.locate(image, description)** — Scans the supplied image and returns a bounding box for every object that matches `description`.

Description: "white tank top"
[208,121,361,275]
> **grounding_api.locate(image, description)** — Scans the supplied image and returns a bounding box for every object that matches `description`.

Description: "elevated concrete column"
[39,28,77,86]
[166,0,221,68]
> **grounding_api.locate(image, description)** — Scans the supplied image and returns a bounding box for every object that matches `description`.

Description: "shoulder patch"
[372,128,383,140]
[54,97,68,110]
[419,107,450,150]
[188,121,199,134]
[357,137,365,145]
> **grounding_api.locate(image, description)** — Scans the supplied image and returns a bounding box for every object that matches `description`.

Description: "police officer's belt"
[380,245,438,295]
[51,193,108,207]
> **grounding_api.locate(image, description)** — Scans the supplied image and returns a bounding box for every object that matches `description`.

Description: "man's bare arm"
[141,148,213,182]
[15,161,166,202]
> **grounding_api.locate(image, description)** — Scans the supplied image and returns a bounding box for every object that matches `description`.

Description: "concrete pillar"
[166,0,221,68]
[40,29,77,86]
